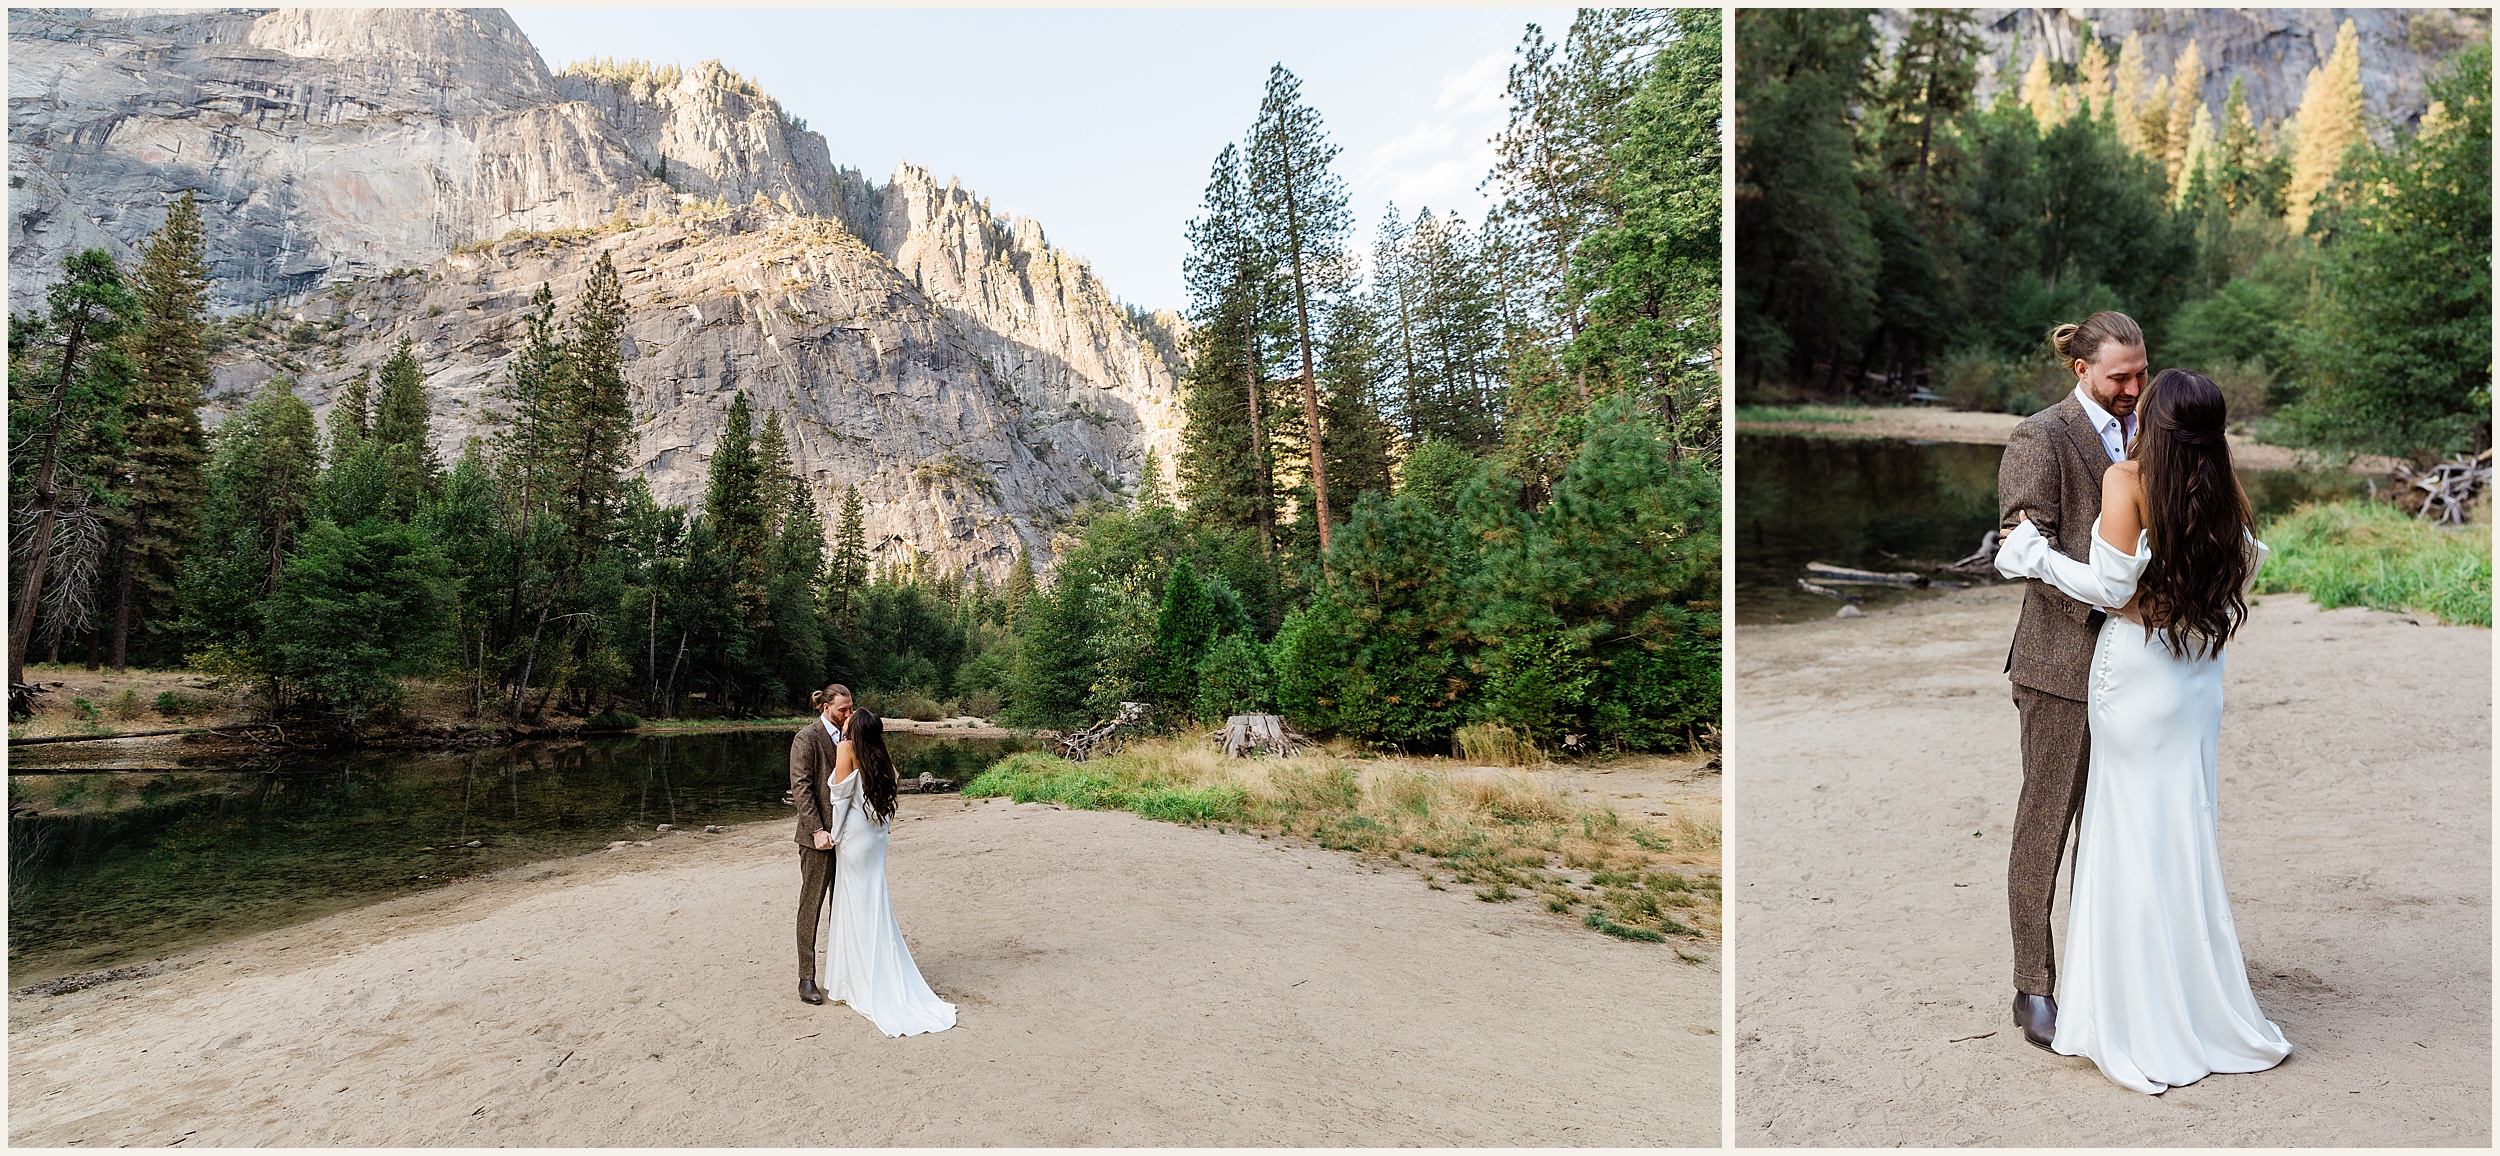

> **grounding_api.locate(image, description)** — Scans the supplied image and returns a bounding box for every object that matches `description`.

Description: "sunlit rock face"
[1875,8,2489,137]
[13,7,1187,576]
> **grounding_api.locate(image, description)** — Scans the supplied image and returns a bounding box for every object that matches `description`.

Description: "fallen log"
[2390,449,2492,527]
[1796,578,1850,599]
[1805,561,1928,587]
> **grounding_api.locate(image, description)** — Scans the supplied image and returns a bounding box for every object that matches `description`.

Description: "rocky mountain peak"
[12,7,1188,576]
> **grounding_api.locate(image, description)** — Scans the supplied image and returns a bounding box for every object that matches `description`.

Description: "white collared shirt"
[821,714,844,745]
[2073,385,2136,464]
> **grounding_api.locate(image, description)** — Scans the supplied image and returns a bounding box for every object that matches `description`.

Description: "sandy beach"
[10,788,1719,1146]
[1732,584,2490,1146]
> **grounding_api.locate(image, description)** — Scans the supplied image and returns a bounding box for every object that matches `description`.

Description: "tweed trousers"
[2009,681,2092,996]
[796,845,838,981]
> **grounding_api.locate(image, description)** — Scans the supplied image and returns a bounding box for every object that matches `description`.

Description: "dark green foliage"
[1150,565,1217,711]
[2277,44,2492,458]
[1463,397,1719,750]
[179,377,322,667]
[1396,439,1482,518]
[1192,634,1274,721]
[1733,9,1880,382]
[1272,489,1472,747]
[260,518,451,721]
[10,248,140,683]
[370,335,439,517]
[110,191,213,667]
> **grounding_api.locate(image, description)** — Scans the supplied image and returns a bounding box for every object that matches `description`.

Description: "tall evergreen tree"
[177,377,322,667]
[705,391,769,624]
[108,191,214,668]
[1176,143,1278,548]
[1249,64,1352,553]
[10,249,138,687]
[371,335,439,518]
[1733,9,1880,384]
[2286,19,2366,232]
[554,249,633,564]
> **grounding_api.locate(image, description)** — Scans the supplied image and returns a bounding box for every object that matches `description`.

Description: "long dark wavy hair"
[847,708,900,824]
[2131,369,2255,660]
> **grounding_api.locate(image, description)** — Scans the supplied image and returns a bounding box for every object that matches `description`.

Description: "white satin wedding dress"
[822,769,956,1037]
[1997,516,2290,1094]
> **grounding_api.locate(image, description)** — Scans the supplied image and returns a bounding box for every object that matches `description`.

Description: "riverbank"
[8,794,1719,1145]
[1734,404,2401,474]
[7,665,1019,749]
[1732,584,2489,1145]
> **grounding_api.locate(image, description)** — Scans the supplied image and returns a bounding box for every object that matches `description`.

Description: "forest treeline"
[1737,11,2491,461]
[9,8,1721,753]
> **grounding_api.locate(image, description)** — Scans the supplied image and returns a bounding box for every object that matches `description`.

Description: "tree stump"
[1212,714,1304,759]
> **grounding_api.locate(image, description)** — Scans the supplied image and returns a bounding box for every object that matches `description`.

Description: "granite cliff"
[1874,8,2490,137]
[9,7,1185,576]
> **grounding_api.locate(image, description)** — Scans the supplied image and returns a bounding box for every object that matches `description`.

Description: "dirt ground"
[9,792,1719,1146]
[1738,406,2400,474]
[1732,584,2490,1145]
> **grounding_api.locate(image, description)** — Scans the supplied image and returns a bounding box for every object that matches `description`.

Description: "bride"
[821,708,957,1037]
[1994,368,2291,1094]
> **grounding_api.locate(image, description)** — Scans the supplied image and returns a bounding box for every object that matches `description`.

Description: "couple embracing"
[1992,310,2291,1094]
[790,683,956,1037]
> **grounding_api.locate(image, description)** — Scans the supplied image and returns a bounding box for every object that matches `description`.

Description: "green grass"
[1733,403,1874,426]
[963,740,1717,948]
[2256,499,2492,627]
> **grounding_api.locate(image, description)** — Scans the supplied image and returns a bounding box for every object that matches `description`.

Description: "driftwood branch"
[1805,561,1927,587]
[2390,450,2492,527]
[1057,701,1149,762]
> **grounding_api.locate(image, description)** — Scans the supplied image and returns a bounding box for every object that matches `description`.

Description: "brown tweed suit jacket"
[1998,394,2119,702]
[790,720,842,848]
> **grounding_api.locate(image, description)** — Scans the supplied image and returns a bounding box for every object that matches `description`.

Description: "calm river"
[7,729,1028,986]
[1736,433,2367,624]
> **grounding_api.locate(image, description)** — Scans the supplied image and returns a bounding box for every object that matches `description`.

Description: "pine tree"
[2076,35,2112,114]
[10,249,138,687]
[554,249,632,564]
[1316,296,1397,510]
[2112,33,2149,153]
[824,482,868,618]
[2286,19,2366,232]
[107,191,214,668]
[177,377,322,667]
[371,335,439,518]
[2022,49,2061,127]
[705,391,769,623]
[1001,546,1035,627]
[755,409,795,535]
[327,368,372,461]
[2164,40,2206,190]
[1149,563,1216,712]
[1177,143,1279,550]
[1248,64,1351,555]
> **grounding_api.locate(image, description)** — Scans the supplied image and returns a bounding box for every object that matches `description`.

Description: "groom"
[1996,311,2148,1050]
[792,683,854,1006]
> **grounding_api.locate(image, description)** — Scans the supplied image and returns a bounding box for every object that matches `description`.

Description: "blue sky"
[508,8,1572,313]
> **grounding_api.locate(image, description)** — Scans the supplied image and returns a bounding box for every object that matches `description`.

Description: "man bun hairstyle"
[809,682,853,710]
[2048,311,2145,366]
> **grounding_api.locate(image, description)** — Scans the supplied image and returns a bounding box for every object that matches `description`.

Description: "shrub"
[153,690,191,718]
[1192,634,1273,722]
[107,689,144,721]
[863,689,944,722]
[956,689,1002,720]
[69,697,99,722]
[585,709,643,730]
[2256,499,2492,626]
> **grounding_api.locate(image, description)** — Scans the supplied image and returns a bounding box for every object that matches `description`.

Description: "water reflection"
[1737,434,2366,624]
[6,729,1028,985]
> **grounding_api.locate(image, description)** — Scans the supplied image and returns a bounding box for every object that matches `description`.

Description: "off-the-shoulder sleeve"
[1995,515,2149,611]
[2243,531,2269,595]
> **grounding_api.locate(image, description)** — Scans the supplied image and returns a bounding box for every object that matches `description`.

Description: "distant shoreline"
[1736,405,2402,474]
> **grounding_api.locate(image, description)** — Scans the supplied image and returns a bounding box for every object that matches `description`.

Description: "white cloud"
[1351,46,1512,228]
